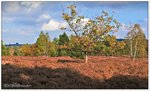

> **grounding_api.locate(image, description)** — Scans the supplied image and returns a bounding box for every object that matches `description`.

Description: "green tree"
[52,38,60,56]
[2,41,6,56]
[93,41,111,56]
[13,46,21,56]
[53,38,59,45]
[35,31,58,57]
[45,32,50,56]
[58,32,70,56]
[2,41,10,56]
[47,42,58,57]
[36,31,50,56]
[59,32,69,45]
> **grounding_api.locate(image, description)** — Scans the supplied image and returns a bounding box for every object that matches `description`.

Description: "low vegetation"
[2,56,148,89]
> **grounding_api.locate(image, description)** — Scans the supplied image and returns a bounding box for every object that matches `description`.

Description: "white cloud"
[40,14,51,20]
[120,23,132,31]
[37,14,51,22]
[70,18,90,30]
[42,20,59,31]
[80,18,90,26]
[3,2,43,13]
[3,2,20,13]
[21,2,43,13]
[60,22,68,29]
[42,20,68,31]
[42,18,89,31]
[21,2,40,8]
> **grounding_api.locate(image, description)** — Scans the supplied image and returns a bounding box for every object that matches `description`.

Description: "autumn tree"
[20,44,32,56]
[104,35,126,56]
[126,24,147,60]
[36,31,50,56]
[62,4,121,63]
[30,44,39,56]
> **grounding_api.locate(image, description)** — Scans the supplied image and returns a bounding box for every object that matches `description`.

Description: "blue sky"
[1,1,148,44]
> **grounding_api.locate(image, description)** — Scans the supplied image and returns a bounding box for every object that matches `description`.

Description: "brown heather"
[2,56,148,89]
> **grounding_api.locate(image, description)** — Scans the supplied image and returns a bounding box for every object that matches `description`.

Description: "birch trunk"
[133,40,137,60]
[130,40,133,58]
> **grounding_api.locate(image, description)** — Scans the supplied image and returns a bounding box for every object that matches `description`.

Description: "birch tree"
[127,24,147,60]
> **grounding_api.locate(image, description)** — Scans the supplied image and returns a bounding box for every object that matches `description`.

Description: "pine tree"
[59,32,69,45]
[58,32,70,56]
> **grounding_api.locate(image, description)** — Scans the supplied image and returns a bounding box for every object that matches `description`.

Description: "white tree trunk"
[130,40,133,58]
[133,40,137,60]
[85,53,88,63]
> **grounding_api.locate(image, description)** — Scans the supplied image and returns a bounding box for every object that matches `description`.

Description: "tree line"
[1,4,148,62]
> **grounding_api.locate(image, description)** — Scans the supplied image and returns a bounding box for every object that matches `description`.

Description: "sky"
[1,1,148,44]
